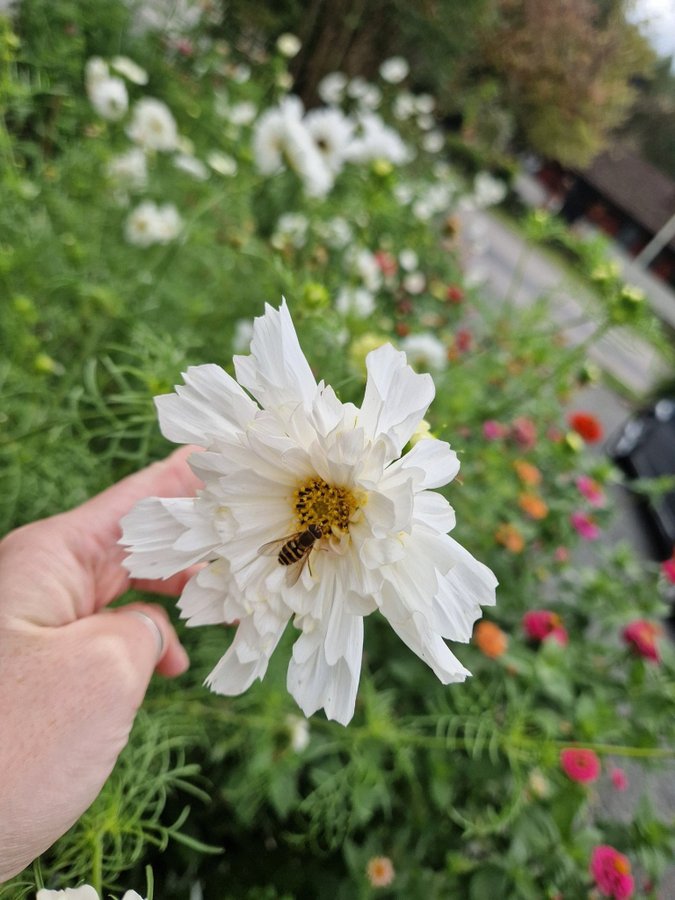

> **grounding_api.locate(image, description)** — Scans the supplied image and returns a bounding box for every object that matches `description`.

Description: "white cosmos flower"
[124,201,182,246]
[277,32,301,58]
[403,271,426,295]
[107,147,148,194]
[173,153,209,180]
[318,215,353,249]
[126,97,179,152]
[228,100,257,126]
[271,212,309,249]
[305,107,355,175]
[317,71,347,105]
[85,56,109,89]
[399,248,418,272]
[346,113,410,166]
[253,97,333,197]
[379,56,409,84]
[121,302,497,724]
[335,286,376,317]
[423,130,444,154]
[87,76,128,121]
[400,332,448,371]
[207,150,237,176]
[347,247,383,292]
[472,171,508,208]
[111,55,149,85]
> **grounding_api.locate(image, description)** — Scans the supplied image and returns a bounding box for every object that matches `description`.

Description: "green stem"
[91,835,103,896]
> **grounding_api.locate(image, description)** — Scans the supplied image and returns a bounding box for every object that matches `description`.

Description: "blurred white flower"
[347,247,383,292]
[207,150,238,176]
[107,147,148,192]
[400,333,447,371]
[335,286,376,317]
[84,56,109,89]
[232,318,254,353]
[346,113,410,166]
[305,107,355,175]
[403,271,426,294]
[472,171,507,208]
[416,113,435,131]
[111,55,148,85]
[318,215,353,249]
[277,32,301,58]
[286,714,310,751]
[230,63,251,84]
[88,76,128,121]
[317,71,347,105]
[128,0,205,35]
[174,153,209,180]
[271,212,309,249]
[379,56,409,84]
[358,84,382,110]
[415,93,435,114]
[422,130,444,154]
[228,100,257,126]
[253,97,333,197]
[276,71,294,91]
[126,97,179,151]
[393,182,414,205]
[121,302,497,724]
[124,201,182,246]
[393,91,416,121]
[399,248,418,271]
[346,76,370,100]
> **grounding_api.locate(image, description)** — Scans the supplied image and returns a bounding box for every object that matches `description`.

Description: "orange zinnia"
[518,492,549,520]
[474,620,508,658]
[495,523,525,553]
[513,459,542,486]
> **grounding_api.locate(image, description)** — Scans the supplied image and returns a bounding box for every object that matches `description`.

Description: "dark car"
[606,398,675,560]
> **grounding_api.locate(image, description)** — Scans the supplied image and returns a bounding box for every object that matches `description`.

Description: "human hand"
[0,447,202,882]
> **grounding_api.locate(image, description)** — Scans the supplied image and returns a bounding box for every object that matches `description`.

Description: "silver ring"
[125,609,165,660]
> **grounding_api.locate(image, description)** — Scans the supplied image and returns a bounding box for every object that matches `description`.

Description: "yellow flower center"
[294,478,360,533]
[613,857,631,875]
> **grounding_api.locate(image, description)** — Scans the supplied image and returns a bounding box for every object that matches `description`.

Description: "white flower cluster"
[37,887,144,900]
[124,200,182,247]
[252,93,411,198]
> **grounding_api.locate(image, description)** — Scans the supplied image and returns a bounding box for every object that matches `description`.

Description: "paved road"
[461,206,675,897]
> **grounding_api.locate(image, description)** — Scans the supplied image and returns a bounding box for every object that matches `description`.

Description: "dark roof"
[580,148,675,237]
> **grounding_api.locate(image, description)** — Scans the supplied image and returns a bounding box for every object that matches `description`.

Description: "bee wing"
[258,534,296,556]
[284,552,311,587]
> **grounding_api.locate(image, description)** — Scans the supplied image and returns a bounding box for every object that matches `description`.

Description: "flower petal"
[206,614,289,695]
[155,364,257,446]
[358,343,434,456]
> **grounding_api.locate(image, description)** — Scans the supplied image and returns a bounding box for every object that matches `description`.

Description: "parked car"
[606,398,675,560]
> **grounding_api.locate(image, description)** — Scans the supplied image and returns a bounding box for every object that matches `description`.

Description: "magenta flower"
[662,556,675,584]
[590,845,634,899]
[522,609,568,645]
[611,768,628,791]
[570,510,600,540]
[483,419,506,441]
[622,620,661,663]
[576,475,605,507]
[560,747,601,784]
[511,416,537,450]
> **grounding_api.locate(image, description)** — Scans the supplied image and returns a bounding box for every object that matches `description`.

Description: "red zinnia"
[590,845,634,899]
[622,619,661,663]
[560,747,601,783]
[568,411,603,443]
[523,610,564,642]
[611,767,628,791]
[661,554,675,584]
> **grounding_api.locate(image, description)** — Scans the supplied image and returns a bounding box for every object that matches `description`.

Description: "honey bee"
[258,524,324,586]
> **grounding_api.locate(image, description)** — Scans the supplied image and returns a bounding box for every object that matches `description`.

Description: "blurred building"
[539,150,675,287]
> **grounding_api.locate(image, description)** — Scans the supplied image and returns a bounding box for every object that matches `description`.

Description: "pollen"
[294,478,360,533]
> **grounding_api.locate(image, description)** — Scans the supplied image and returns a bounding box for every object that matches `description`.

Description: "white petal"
[413,490,456,534]
[433,537,498,640]
[155,364,257,446]
[358,343,435,457]
[178,560,245,626]
[233,300,317,411]
[396,437,460,488]
[120,497,219,578]
[206,614,288,695]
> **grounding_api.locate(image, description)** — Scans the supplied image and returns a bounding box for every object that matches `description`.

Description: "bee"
[258,524,324,587]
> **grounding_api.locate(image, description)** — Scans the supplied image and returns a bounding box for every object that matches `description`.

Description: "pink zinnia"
[622,620,661,663]
[611,768,628,791]
[560,748,601,783]
[590,845,634,899]
[523,610,563,642]
[570,510,600,540]
[483,419,506,441]
[576,475,606,507]
[511,416,537,450]
[374,250,398,277]
[661,556,675,584]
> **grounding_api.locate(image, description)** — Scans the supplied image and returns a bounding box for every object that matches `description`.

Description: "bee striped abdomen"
[278,525,322,566]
